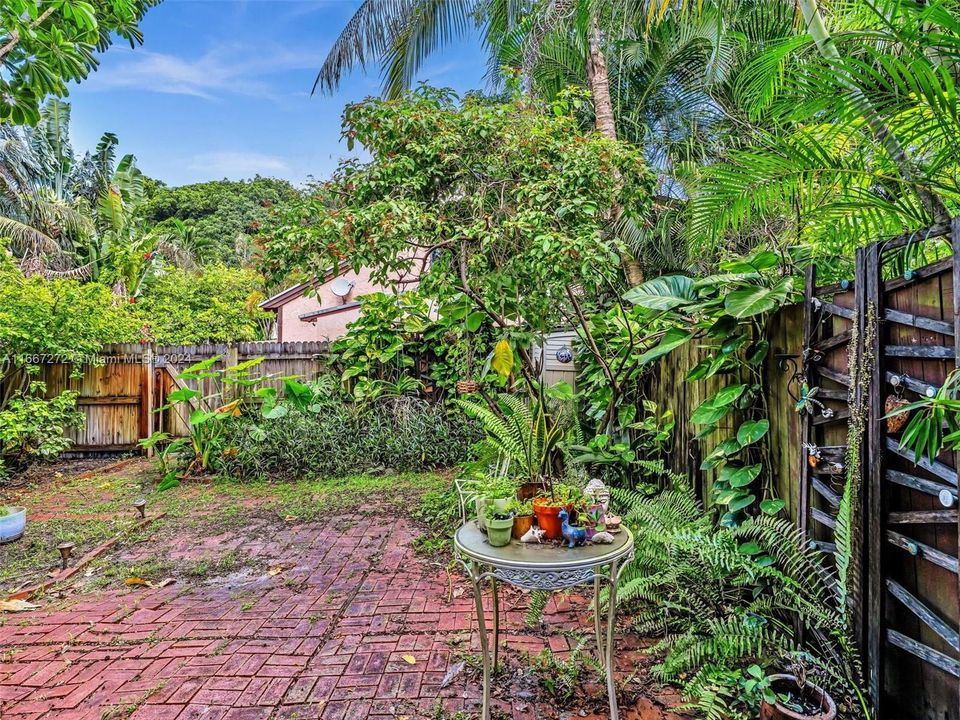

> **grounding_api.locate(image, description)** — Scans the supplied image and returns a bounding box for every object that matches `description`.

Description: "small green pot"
[485,516,514,547]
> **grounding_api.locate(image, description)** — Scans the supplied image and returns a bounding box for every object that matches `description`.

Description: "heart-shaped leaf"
[737,420,769,446]
[760,498,786,515]
[728,493,756,512]
[721,463,762,488]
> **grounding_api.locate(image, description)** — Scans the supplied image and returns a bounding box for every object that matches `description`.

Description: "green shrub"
[611,480,866,719]
[221,395,479,481]
[0,383,84,477]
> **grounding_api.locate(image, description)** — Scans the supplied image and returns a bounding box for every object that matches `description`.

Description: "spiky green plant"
[455,390,580,483]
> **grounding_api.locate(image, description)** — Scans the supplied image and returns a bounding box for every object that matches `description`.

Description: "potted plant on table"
[582,503,606,540]
[484,504,514,547]
[508,498,534,539]
[456,383,581,542]
[462,474,517,531]
[533,483,588,541]
[0,505,26,543]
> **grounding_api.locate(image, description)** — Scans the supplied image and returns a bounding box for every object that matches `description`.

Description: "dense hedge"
[220,396,479,481]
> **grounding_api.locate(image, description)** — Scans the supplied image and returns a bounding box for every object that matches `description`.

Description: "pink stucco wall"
[276,267,389,342]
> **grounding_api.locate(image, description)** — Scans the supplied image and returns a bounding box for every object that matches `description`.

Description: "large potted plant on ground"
[759,673,837,720]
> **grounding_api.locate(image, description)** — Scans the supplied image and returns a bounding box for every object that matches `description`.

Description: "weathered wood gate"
[798,221,960,719]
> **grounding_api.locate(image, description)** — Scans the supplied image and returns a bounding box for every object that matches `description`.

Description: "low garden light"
[133,499,146,519]
[56,541,75,571]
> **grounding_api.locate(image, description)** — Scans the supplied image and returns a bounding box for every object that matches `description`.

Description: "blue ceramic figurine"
[558,509,586,548]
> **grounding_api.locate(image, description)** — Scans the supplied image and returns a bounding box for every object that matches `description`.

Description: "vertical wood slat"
[952,216,960,718]
[862,242,884,717]
[799,266,816,542]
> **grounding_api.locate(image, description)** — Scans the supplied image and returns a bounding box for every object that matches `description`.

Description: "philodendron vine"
[624,248,799,525]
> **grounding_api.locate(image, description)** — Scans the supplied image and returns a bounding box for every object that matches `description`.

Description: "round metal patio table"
[453,522,634,720]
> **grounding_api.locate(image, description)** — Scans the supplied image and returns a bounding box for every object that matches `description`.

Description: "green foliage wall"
[141,177,301,264]
[133,264,269,344]
[0,258,141,370]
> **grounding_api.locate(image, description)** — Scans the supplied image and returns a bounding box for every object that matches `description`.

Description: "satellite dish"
[330,277,355,300]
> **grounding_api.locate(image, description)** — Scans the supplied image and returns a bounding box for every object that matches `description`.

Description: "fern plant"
[455,384,580,484]
[611,481,867,719]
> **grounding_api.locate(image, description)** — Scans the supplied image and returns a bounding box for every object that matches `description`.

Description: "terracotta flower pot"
[759,675,836,720]
[517,480,548,501]
[533,497,573,541]
[512,514,534,539]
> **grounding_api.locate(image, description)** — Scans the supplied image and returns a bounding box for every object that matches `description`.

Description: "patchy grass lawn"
[0,457,451,596]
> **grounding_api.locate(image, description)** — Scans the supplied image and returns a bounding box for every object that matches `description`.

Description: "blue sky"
[67,1,487,186]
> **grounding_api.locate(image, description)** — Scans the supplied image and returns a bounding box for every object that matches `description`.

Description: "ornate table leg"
[491,577,500,672]
[468,562,492,720]
[605,559,621,720]
[593,575,605,662]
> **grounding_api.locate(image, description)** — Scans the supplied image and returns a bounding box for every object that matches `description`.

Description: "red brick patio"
[1,500,684,720]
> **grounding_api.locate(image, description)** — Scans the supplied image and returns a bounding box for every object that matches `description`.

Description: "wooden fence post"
[225,344,239,401]
[139,345,155,455]
[861,242,884,717]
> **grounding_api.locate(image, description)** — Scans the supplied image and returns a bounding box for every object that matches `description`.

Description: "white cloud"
[187,151,292,178]
[89,45,323,100]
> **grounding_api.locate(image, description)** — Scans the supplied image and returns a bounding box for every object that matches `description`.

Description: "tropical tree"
[0,0,159,125]
[316,0,960,274]
[315,0,660,284]
[0,99,206,289]
[0,101,94,272]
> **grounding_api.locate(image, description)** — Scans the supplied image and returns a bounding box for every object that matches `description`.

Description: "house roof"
[299,301,361,322]
[259,262,350,310]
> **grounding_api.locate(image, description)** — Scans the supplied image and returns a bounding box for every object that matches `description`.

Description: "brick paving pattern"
[0,514,684,720]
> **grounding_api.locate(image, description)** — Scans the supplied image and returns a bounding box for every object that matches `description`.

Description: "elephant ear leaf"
[723,279,792,318]
[636,327,693,365]
[623,275,696,311]
[492,339,514,377]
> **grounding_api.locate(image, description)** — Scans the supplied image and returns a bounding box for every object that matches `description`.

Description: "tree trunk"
[585,18,645,286]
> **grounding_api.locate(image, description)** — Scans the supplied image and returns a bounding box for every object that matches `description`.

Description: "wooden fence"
[22,342,330,454]
[645,228,959,720]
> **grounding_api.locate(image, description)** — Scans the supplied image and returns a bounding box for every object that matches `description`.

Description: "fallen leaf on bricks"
[440,661,465,688]
[268,563,294,576]
[0,600,41,612]
[125,577,175,589]
[401,655,417,665]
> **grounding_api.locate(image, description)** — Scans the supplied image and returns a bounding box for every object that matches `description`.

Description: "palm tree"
[0,99,203,288]
[682,0,959,260]
[317,0,959,273]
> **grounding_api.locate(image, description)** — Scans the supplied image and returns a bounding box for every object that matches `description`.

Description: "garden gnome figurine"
[585,478,610,511]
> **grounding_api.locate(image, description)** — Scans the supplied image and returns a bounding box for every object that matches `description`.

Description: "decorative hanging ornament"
[884,394,911,434]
